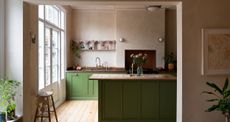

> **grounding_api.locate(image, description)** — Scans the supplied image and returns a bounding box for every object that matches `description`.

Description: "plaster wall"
[71,9,165,68]
[19,0,230,122]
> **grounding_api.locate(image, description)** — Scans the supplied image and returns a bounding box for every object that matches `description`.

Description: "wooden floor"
[51,100,98,122]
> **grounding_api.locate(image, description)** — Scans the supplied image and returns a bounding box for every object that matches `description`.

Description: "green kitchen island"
[89,74,176,122]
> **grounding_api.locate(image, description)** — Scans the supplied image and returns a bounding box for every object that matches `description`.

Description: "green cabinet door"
[72,73,88,99]
[99,80,176,122]
[66,72,98,100]
[66,72,73,99]
[87,73,98,99]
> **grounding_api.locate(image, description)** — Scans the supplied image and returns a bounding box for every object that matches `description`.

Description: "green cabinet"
[66,72,98,100]
[99,80,176,122]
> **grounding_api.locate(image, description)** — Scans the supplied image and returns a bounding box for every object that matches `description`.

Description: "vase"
[137,66,143,76]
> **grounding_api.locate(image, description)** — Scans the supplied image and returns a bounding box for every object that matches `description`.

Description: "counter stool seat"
[34,91,58,122]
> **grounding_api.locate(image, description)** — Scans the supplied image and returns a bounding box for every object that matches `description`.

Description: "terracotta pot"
[168,63,174,71]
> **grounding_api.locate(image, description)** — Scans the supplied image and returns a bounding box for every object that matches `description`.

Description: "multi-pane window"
[38,5,65,90]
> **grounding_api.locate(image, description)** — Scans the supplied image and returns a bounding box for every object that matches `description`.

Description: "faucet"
[95,57,101,68]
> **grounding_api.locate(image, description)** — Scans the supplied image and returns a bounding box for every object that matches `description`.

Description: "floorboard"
[50,100,98,122]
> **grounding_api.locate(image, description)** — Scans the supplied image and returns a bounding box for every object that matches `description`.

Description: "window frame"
[38,5,65,90]
[0,0,5,77]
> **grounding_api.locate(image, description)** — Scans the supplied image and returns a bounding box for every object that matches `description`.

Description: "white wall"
[116,9,165,67]
[18,0,230,122]
[23,3,38,122]
[72,9,116,67]
[0,0,5,77]
[165,9,177,56]
[5,0,23,116]
[71,9,165,68]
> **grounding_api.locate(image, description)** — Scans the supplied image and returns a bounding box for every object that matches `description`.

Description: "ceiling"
[24,0,177,10]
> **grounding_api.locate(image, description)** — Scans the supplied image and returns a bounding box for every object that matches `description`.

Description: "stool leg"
[34,106,38,122]
[47,97,51,122]
[51,95,58,122]
[41,103,44,122]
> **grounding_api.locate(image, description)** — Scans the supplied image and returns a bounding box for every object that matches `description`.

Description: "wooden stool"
[34,91,58,122]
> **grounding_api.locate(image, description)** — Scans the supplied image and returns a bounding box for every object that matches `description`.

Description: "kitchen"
[23,1,179,122]
[64,2,177,122]
[4,0,230,122]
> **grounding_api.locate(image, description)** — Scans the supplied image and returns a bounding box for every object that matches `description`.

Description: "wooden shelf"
[79,40,116,51]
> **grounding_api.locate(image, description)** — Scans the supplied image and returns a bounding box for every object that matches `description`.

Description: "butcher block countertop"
[89,73,176,81]
[66,67,126,73]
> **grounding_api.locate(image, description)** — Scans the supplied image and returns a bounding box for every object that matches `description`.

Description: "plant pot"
[168,63,174,71]
[0,112,6,122]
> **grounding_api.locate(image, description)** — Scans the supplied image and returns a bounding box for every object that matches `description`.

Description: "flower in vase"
[130,53,148,66]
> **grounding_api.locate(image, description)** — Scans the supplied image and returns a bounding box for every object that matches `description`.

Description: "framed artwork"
[202,28,230,75]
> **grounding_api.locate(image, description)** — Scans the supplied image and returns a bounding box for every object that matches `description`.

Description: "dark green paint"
[99,80,176,122]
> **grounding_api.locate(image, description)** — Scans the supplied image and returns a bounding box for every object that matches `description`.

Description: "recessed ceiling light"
[146,5,161,12]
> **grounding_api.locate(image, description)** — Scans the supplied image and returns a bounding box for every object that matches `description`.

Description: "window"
[38,5,65,90]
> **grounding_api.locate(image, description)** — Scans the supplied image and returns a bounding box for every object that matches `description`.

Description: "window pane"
[61,11,64,29]
[39,5,44,19]
[52,48,58,65]
[39,21,44,47]
[52,7,59,27]
[45,48,50,66]
[39,67,44,90]
[61,31,65,79]
[45,6,53,24]
[52,65,58,82]
[45,28,51,67]
[52,30,59,82]
[45,5,59,26]
[52,30,58,49]
[45,66,51,86]
[38,21,44,89]
[45,28,51,47]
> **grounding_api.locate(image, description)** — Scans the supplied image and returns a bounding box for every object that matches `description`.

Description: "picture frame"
[201,28,230,75]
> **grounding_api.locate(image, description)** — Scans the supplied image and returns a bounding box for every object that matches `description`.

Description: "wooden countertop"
[89,73,176,81]
[66,67,126,73]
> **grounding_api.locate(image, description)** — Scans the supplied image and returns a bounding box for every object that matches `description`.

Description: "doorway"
[23,1,183,122]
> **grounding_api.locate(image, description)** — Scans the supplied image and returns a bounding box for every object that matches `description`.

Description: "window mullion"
[39,19,64,32]
[50,28,53,84]
[58,31,61,81]
[43,5,46,89]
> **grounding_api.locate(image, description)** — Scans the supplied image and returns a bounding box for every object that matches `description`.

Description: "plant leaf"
[206,105,219,112]
[206,82,223,95]
[202,91,215,95]
[206,99,219,102]
[223,90,230,98]
[223,78,229,92]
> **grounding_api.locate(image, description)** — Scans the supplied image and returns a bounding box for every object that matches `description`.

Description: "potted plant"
[164,52,176,71]
[0,78,20,121]
[71,40,81,59]
[203,78,230,122]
